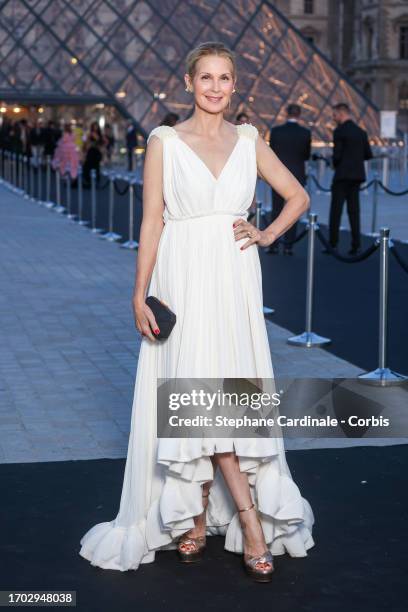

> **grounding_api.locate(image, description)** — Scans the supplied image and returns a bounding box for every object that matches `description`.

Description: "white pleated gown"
[79,123,315,571]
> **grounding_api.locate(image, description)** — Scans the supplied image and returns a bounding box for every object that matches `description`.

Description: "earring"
[232,88,236,93]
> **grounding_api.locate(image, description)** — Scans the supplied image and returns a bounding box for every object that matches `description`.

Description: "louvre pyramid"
[0,0,379,141]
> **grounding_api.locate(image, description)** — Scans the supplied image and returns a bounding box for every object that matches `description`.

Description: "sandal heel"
[238,502,275,582]
[177,490,210,563]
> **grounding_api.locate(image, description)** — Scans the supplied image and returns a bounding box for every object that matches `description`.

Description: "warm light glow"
[71,57,78,64]
[38,107,44,113]
[13,106,21,113]
[0,106,6,113]
[116,91,126,98]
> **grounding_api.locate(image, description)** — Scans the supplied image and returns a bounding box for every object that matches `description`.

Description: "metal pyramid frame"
[0,0,379,141]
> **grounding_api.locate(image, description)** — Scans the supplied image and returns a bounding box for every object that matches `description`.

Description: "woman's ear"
[184,74,191,92]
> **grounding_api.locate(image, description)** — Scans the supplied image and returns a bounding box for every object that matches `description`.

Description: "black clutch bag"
[145,296,176,340]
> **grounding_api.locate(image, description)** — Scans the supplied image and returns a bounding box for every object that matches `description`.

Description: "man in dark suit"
[267,104,311,255]
[324,102,373,255]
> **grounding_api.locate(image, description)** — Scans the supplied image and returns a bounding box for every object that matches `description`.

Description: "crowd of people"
[0,104,373,245]
[0,118,115,187]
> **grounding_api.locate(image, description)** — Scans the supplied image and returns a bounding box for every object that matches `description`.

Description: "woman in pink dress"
[51,124,79,179]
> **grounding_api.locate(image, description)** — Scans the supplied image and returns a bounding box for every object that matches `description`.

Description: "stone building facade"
[277,0,408,131]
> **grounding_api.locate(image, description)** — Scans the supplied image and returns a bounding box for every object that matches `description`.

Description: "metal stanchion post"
[255,200,262,229]
[76,167,88,226]
[65,166,76,220]
[368,173,380,237]
[0,150,4,184]
[43,156,54,208]
[3,149,7,183]
[29,157,36,201]
[358,228,407,386]
[54,165,65,213]
[100,172,121,241]
[361,161,369,195]
[382,156,389,188]
[121,179,139,249]
[90,169,102,233]
[254,200,274,315]
[16,153,23,195]
[6,151,11,184]
[18,154,23,192]
[288,212,331,347]
[12,153,17,190]
[37,154,45,205]
[23,156,29,198]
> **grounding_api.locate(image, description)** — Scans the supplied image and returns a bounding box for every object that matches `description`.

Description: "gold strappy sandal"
[238,502,274,583]
[177,490,210,563]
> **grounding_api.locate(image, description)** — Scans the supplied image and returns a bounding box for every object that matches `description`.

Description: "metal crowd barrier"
[286,211,407,386]
[1,149,407,385]
[308,172,408,236]
[0,149,139,250]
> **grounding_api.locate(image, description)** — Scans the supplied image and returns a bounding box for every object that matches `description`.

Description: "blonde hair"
[186,41,236,81]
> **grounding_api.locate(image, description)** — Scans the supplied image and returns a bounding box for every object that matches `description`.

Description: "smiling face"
[185,54,236,114]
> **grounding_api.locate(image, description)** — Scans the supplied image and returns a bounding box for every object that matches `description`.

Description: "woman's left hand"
[232,219,274,250]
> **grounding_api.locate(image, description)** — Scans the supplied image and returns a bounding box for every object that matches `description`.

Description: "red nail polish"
[154,328,160,334]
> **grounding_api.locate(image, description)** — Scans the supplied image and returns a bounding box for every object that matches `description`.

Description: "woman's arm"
[131,134,165,341]
[255,136,310,245]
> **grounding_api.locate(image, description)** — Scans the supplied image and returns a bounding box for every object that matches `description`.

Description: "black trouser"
[127,148,134,172]
[270,189,297,247]
[329,179,361,249]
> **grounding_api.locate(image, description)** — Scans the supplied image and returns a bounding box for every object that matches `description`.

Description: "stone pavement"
[0,183,406,464]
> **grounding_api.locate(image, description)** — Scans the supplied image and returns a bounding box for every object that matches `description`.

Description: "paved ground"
[0,181,407,464]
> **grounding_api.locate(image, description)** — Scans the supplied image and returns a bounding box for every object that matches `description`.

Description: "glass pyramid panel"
[0,0,379,141]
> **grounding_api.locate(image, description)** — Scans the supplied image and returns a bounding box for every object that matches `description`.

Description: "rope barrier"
[378,182,408,196]
[113,179,130,196]
[309,174,376,193]
[316,228,380,263]
[389,244,408,274]
[310,175,331,192]
[283,226,308,246]
[99,177,110,190]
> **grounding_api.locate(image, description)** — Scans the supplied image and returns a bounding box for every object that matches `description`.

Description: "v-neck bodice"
[169,124,241,182]
[146,122,259,223]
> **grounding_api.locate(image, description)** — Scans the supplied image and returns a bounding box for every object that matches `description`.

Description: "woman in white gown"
[79,42,315,582]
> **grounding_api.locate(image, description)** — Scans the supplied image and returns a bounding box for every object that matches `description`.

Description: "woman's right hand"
[132,298,160,342]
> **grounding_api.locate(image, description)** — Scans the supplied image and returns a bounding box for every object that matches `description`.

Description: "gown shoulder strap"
[237,123,259,141]
[147,125,178,145]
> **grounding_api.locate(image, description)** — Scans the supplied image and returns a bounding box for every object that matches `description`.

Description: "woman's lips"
[206,96,222,102]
